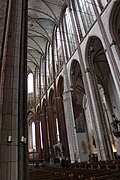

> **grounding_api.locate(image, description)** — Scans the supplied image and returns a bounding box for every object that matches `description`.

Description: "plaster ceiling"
[27,0,66,73]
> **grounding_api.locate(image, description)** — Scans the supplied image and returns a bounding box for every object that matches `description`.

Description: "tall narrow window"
[36,68,40,97]
[96,0,110,12]
[28,73,33,93]
[95,0,103,13]
[40,121,43,149]
[54,27,64,75]
[56,118,60,142]
[76,0,95,33]
[46,43,53,87]
[49,44,53,82]
[32,122,36,150]
[56,27,61,50]
[41,57,45,96]
[63,7,76,57]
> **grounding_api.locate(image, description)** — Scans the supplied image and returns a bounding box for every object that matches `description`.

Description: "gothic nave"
[0,0,120,179]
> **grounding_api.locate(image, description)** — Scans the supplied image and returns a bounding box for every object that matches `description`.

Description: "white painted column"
[85,70,108,161]
[62,65,80,163]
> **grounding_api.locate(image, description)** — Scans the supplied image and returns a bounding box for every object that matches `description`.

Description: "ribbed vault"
[27,0,66,73]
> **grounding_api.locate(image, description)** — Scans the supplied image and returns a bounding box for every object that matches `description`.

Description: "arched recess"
[34,104,41,160]
[109,1,120,53]
[85,36,120,159]
[56,75,70,159]
[27,108,42,160]
[40,98,49,160]
[70,59,91,162]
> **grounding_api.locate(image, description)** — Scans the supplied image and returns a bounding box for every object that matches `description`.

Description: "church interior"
[0,0,120,179]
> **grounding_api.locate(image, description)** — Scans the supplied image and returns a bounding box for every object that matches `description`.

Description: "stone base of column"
[50,157,54,165]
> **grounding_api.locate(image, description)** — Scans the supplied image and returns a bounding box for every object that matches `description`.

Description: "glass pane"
[28,73,33,93]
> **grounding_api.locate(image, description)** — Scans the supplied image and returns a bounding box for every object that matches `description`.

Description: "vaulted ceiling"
[27,0,67,73]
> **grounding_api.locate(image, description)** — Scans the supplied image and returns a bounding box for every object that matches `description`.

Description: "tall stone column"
[47,106,57,145]
[55,96,69,158]
[28,123,33,152]
[46,105,57,164]
[35,120,41,159]
[18,0,28,179]
[33,68,41,159]
[0,0,28,180]
[40,113,49,160]
[0,0,11,67]
[59,17,80,163]
[0,0,12,130]
[63,65,80,163]
[85,57,113,160]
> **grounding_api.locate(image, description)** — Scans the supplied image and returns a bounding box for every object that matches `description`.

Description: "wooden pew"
[29,160,120,180]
